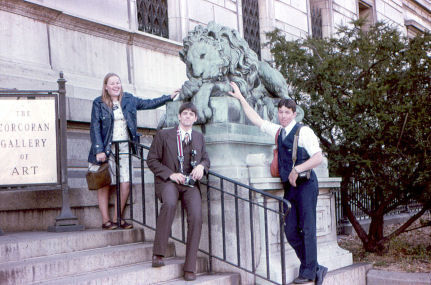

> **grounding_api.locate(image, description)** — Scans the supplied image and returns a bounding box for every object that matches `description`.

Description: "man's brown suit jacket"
[147,126,210,194]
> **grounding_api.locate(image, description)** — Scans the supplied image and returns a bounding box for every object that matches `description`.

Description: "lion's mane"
[180,21,260,97]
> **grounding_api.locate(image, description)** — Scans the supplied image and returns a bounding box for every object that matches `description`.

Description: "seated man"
[147,102,210,281]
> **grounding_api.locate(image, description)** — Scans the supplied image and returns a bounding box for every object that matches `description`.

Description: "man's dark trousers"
[153,181,202,272]
[283,171,319,280]
[147,126,210,274]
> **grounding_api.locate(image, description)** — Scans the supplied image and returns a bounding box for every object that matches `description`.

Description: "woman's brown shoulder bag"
[86,162,111,190]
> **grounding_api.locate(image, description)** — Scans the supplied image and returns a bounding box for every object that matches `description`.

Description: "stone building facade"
[0,0,430,229]
[1,0,429,124]
[1,1,430,283]
[311,0,430,38]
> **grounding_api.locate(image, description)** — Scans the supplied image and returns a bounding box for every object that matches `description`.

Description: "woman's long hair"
[101,73,124,108]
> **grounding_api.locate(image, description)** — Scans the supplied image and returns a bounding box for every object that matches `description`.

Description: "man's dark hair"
[277,99,296,112]
[179,101,198,115]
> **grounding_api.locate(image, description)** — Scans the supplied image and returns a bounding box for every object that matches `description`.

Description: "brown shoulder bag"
[86,162,111,190]
[270,128,282,177]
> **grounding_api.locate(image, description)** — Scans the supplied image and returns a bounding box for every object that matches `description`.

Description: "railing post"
[115,142,121,228]
[140,145,146,225]
[249,191,256,273]
[48,72,84,232]
[206,173,213,273]
[263,197,270,280]
[339,182,351,234]
[279,200,287,285]
[128,142,134,221]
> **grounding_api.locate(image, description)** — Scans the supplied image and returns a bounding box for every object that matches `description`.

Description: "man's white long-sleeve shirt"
[260,119,322,157]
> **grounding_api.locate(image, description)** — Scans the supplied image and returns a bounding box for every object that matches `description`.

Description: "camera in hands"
[183,175,196,187]
[182,149,197,187]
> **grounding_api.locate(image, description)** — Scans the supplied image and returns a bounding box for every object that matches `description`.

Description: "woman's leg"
[97,185,111,224]
[113,182,130,221]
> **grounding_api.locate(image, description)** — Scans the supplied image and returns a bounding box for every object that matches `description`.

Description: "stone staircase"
[0,228,240,285]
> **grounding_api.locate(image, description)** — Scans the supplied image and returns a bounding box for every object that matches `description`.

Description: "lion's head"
[179,21,260,97]
[174,22,299,125]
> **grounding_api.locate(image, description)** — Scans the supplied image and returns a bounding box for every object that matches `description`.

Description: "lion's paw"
[203,107,212,119]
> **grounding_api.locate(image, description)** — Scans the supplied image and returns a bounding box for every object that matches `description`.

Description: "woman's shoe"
[120,219,133,229]
[102,221,118,230]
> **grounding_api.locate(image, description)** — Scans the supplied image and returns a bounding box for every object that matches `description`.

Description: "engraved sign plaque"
[0,97,58,185]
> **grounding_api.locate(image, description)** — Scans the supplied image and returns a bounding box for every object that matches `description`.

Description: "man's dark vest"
[278,123,310,183]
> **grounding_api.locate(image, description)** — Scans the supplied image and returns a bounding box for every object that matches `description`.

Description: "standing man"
[147,102,210,281]
[229,82,327,285]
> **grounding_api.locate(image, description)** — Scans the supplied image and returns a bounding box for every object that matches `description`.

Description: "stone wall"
[1,0,430,232]
[310,0,431,38]
[0,0,185,127]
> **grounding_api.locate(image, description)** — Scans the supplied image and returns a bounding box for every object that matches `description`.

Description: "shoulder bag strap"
[292,125,302,166]
[275,128,281,149]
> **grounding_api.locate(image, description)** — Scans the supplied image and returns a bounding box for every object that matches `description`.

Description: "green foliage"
[268,21,431,251]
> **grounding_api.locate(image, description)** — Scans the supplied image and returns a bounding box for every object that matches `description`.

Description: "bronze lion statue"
[178,21,302,124]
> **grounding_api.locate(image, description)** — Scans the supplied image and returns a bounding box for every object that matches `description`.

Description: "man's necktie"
[184,132,190,145]
[280,128,286,140]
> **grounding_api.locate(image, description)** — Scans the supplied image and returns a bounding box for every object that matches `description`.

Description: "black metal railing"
[333,180,423,233]
[112,140,291,285]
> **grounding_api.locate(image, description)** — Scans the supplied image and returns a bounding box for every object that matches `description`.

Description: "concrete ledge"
[322,263,372,285]
[367,269,431,285]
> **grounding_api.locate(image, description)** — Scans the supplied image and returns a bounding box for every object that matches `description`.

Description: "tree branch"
[396,112,409,150]
[378,206,429,245]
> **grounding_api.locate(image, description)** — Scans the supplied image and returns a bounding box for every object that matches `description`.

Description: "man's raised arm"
[228,82,264,128]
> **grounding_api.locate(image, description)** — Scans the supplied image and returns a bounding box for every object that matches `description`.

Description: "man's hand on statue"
[170,89,181,100]
[96,152,107,162]
[288,170,298,187]
[228,82,243,99]
[170,173,186,184]
[190,165,205,181]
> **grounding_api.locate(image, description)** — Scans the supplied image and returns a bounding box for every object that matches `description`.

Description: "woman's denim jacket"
[88,92,171,164]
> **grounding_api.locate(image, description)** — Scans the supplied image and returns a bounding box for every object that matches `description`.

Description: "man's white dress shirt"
[260,119,322,157]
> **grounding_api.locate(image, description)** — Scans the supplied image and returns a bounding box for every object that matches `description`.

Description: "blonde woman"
[88,73,179,229]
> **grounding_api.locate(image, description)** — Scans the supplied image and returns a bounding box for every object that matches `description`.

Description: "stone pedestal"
[166,98,352,284]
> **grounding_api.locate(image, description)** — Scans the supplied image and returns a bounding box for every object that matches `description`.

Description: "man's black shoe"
[293,276,313,284]
[151,255,165,267]
[183,271,196,281]
[315,265,328,285]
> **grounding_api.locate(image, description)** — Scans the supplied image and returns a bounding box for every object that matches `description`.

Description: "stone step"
[322,262,371,285]
[0,228,144,263]
[32,257,209,285]
[0,242,175,285]
[157,272,240,285]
